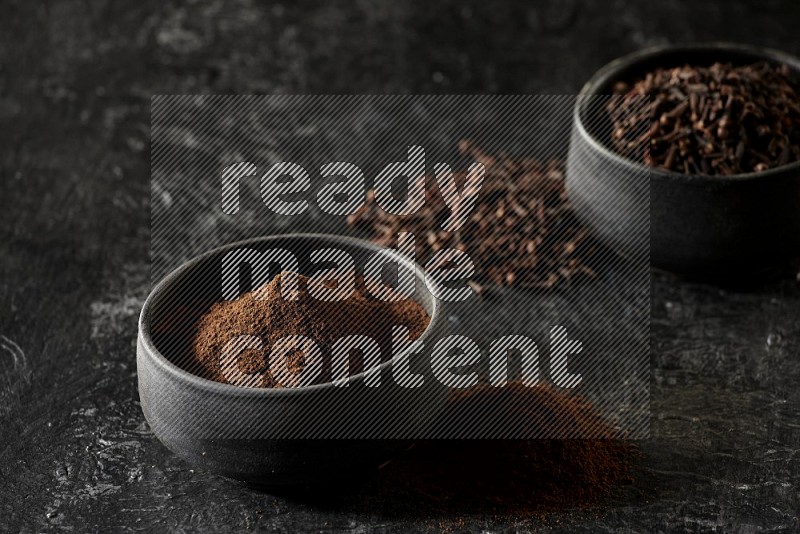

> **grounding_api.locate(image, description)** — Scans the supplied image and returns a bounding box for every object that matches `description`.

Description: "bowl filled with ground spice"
[137,234,449,487]
[567,43,800,279]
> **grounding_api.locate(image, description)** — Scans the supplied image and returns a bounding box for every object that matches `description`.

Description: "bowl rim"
[575,41,800,183]
[138,233,443,397]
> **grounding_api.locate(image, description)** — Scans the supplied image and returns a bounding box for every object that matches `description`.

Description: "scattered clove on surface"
[347,141,598,292]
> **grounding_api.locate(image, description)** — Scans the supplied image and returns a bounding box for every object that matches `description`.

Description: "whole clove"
[348,141,597,291]
[608,61,800,175]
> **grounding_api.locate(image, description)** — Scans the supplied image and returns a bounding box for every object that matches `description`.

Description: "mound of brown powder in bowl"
[609,61,800,175]
[191,271,430,388]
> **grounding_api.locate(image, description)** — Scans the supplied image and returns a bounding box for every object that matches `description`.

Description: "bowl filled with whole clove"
[567,43,800,279]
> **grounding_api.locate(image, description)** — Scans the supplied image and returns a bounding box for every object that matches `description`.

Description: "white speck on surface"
[766,332,783,348]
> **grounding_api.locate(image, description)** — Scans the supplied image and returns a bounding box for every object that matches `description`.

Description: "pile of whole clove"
[347,141,597,292]
[608,61,800,175]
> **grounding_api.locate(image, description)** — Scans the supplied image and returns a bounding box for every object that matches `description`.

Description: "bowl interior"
[143,234,438,388]
[578,44,800,170]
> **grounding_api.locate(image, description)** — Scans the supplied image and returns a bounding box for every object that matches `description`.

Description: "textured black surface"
[2,0,800,531]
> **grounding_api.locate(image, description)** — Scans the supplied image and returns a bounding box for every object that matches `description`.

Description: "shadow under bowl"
[137,234,448,487]
[567,42,800,280]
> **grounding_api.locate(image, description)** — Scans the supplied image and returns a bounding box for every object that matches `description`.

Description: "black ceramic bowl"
[567,43,800,279]
[137,234,448,487]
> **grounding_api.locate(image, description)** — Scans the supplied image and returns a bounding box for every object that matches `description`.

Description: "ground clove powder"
[190,277,634,519]
[344,383,636,519]
[191,271,430,388]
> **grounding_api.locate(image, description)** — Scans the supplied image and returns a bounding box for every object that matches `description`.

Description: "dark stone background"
[2,0,800,531]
